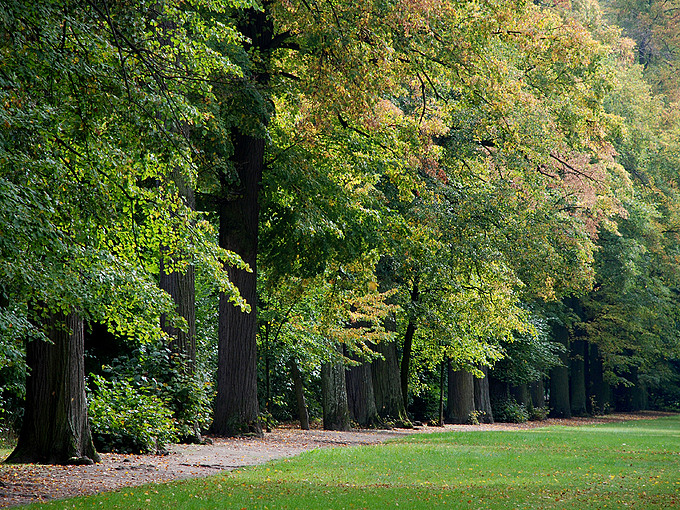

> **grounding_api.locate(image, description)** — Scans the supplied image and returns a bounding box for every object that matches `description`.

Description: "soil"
[0,411,673,508]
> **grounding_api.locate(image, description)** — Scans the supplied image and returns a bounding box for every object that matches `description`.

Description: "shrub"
[528,405,550,421]
[88,375,177,454]
[491,397,528,423]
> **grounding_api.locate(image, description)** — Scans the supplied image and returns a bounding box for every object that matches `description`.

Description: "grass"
[22,416,680,509]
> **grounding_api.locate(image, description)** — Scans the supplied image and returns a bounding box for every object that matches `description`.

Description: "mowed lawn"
[23,416,680,509]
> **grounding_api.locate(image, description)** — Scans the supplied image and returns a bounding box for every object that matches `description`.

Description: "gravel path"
[0,412,672,508]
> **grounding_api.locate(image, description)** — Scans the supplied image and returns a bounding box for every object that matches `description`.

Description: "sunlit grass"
[22,416,680,509]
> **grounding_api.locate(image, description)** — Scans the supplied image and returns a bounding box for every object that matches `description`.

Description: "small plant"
[491,397,528,423]
[467,410,483,425]
[589,396,612,416]
[88,375,177,454]
[528,405,549,421]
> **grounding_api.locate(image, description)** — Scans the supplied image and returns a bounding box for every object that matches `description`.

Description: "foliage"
[0,303,26,435]
[92,338,214,442]
[491,397,529,423]
[490,314,565,386]
[526,403,550,422]
[88,375,177,454]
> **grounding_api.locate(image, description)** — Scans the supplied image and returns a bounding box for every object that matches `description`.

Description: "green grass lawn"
[23,416,680,509]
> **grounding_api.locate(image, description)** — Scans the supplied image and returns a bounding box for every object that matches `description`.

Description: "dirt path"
[0,412,672,508]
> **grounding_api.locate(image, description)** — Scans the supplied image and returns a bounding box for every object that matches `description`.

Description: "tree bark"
[473,365,494,423]
[530,378,546,408]
[446,363,475,424]
[400,320,416,412]
[570,339,587,416]
[159,174,197,370]
[345,356,380,427]
[213,131,264,436]
[510,383,529,406]
[7,311,100,465]
[438,361,445,426]
[549,323,571,418]
[588,343,610,414]
[288,358,310,430]
[212,6,273,437]
[371,340,410,425]
[489,374,509,400]
[400,281,419,413]
[322,345,350,431]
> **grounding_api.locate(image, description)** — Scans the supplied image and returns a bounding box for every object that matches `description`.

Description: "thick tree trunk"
[213,6,272,437]
[570,339,587,416]
[589,343,610,414]
[489,374,509,400]
[625,366,647,411]
[159,175,196,369]
[438,361,445,426]
[345,357,379,427]
[322,346,350,431]
[400,281,419,413]
[530,378,546,408]
[213,130,264,437]
[473,365,494,423]
[549,323,571,418]
[371,340,409,425]
[510,383,529,406]
[160,263,196,365]
[400,320,416,412]
[7,311,100,465]
[288,358,309,430]
[446,363,475,424]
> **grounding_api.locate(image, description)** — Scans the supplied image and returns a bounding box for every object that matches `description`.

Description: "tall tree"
[0,0,247,462]
[6,311,99,464]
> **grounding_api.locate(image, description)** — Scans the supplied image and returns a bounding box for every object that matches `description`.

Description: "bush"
[88,375,177,454]
[528,405,550,421]
[491,397,528,423]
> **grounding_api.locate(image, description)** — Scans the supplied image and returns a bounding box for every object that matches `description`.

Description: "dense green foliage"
[88,375,177,454]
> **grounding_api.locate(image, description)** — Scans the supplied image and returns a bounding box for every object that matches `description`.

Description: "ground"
[0,412,670,508]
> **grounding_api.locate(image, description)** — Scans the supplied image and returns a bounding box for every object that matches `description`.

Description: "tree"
[1,0,247,462]
[6,311,99,464]
[446,365,475,424]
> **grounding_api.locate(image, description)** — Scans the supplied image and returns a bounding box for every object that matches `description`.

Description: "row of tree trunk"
[318,343,498,430]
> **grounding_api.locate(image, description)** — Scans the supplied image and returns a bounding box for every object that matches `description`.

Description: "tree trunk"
[626,366,647,411]
[213,6,272,437]
[400,320,416,412]
[549,323,571,418]
[438,361,445,426]
[400,281,419,413]
[322,346,350,431]
[570,339,587,416]
[7,311,100,465]
[160,263,196,365]
[446,363,475,424]
[510,383,529,406]
[473,365,494,423]
[345,356,379,427]
[159,174,196,370]
[213,130,264,436]
[530,378,546,408]
[371,340,409,425]
[589,343,610,414]
[489,374,509,400]
[288,358,309,430]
